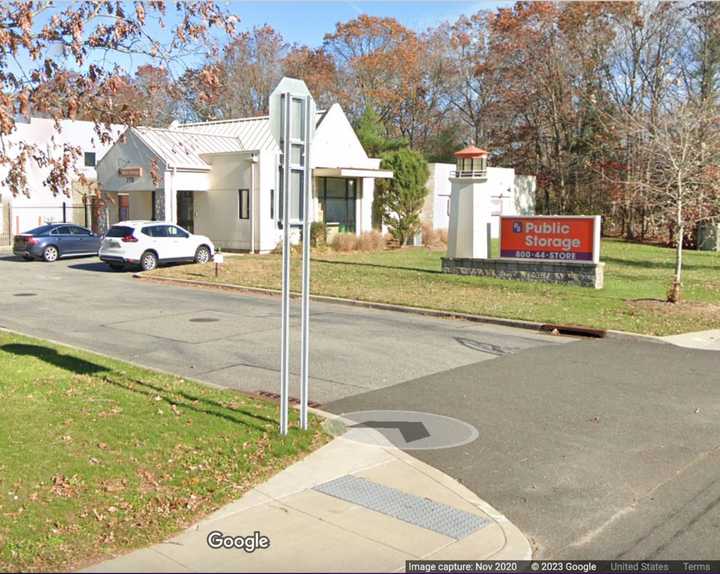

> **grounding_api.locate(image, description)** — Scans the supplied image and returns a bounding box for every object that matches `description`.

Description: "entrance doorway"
[118,194,129,221]
[177,190,194,233]
[319,177,356,233]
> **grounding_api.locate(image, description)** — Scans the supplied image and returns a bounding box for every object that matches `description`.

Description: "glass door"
[177,190,194,233]
[319,178,356,233]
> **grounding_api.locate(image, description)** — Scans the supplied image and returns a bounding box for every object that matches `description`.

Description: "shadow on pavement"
[68,261,126,273]
[0,255,29,262]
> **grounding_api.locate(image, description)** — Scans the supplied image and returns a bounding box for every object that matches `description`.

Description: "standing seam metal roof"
[133,110,329,169]
[132,127,246,170]
[175,111,328,154]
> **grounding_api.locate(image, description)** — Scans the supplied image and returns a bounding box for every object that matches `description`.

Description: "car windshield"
[25,225,54,235]
[106,226,134,238]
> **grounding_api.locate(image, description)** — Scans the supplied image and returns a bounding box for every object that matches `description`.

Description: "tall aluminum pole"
[299,94,313,430]
[279,93,292,436]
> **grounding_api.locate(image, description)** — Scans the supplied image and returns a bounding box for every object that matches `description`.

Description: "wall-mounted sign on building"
[118,166,143,178]
[499,215,601,263]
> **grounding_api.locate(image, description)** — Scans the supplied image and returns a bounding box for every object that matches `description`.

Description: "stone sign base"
[442,257,604,289]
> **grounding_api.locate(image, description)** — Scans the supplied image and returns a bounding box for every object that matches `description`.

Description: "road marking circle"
[325,409,479,450]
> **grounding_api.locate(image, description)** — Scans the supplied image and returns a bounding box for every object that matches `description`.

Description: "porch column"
[162,169,177,224]
[360,177,375,234]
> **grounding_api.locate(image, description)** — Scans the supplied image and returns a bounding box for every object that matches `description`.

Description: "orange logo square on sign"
[500,217,597,261]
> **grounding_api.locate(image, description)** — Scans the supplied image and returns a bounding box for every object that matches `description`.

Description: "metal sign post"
[300,94,313,430]
[279,92,292,436]
[269,78,316,435]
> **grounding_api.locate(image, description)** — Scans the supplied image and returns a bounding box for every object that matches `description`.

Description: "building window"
[238,188,249,220]
[319,177,356,233]
[84,152,96,167]
[270,189,275,220]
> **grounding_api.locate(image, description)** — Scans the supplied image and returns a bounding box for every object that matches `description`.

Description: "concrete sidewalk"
[83,416,530,573]
[661,328,720,351]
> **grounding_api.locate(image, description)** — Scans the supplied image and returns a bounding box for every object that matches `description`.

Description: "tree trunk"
[669,183,683,303]
[675,224,684,284]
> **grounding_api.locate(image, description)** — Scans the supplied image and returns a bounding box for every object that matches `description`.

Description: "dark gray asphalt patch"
[13,293,37,297]
[189,317,220,323]
[325,339,720,559]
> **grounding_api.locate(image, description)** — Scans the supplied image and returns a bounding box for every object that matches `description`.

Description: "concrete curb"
[313,408,533,561]
[85,414,532,573]
[134,272,663,342]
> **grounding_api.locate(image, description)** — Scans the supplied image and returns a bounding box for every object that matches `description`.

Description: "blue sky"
[12,1,511,79]
[226,1,509,46]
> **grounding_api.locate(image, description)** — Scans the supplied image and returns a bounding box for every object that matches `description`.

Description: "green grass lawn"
[151,239,720,336]
[0,331,327,572]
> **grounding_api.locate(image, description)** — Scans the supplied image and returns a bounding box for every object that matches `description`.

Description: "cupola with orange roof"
[453,144,488,178]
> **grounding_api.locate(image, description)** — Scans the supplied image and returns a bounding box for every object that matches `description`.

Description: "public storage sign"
[500,215,601,263]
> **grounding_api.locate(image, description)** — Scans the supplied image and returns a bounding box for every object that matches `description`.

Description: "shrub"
[377,148,430,245]
[310,222,327,247]
[421,223,448,249]
[331,233,358,252]
[357,230,386,251]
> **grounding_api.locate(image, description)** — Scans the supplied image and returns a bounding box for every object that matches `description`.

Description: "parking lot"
[0,254,562,403]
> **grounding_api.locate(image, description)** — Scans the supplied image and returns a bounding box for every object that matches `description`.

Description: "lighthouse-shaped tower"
[446,145,491,259]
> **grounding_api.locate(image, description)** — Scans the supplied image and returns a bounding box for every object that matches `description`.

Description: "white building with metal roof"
[97,97,392,253]
[0,116,124,244]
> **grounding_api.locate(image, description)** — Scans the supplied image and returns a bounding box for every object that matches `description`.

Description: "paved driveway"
[327,338,720,559]
[0,255,560,403]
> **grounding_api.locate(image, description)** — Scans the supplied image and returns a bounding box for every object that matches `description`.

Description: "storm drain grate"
[256,390,322,408]
[313,475,489,540]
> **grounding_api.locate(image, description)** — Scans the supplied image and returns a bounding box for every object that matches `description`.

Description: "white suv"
[99,221,215,271]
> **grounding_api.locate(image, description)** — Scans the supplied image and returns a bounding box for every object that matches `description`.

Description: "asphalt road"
[4,254,718,560]
[327,338,720,559]
[0,254,560,403]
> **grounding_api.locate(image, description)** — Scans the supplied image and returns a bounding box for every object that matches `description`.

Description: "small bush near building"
[421,223,448,249]
[330,231,386,252]
[310,222,327,247]
[357,230,386,251]
[331,232,358,251]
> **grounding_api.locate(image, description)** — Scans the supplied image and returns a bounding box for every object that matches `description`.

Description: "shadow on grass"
[98,375,278,432]
[603,256,720,272]
[2,343,109,374]
[1,343,278,431]
[312,257,443,275]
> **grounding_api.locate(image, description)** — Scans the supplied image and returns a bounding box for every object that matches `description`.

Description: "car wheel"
[194,245,211,264]
[108,263,124,271]
[42,245,59,262]
[140,251,158,271]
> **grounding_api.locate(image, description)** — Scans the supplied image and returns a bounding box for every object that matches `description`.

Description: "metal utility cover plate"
[313,475,489,540]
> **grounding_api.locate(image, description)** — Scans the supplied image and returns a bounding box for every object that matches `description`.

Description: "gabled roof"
[175,111,328,154]
[131,127,244,170]
[174,116,277,153]
[131,109,330,170]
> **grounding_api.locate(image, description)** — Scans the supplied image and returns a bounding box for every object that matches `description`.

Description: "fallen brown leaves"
[51,474,81,498]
